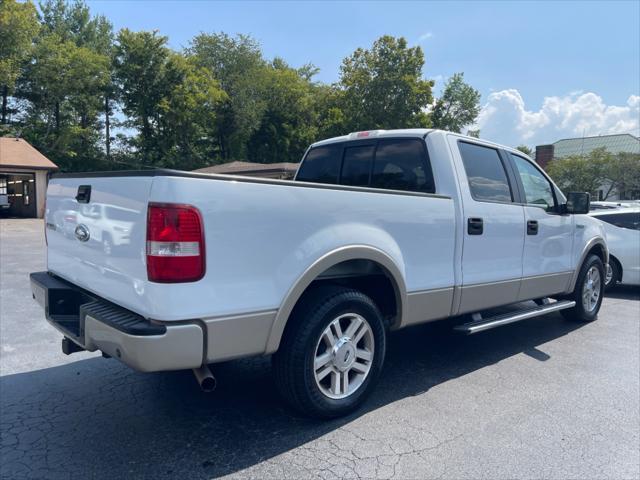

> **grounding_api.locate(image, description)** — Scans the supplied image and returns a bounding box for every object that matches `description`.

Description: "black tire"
[272,285,386,419]
[604,258,621,291]
[561,254,605,323]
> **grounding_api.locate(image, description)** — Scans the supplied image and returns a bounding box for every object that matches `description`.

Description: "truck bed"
[45,170,456,323]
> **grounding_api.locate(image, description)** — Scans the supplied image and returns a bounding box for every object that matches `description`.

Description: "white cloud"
[473,90,640,147]
[418,32,434,42]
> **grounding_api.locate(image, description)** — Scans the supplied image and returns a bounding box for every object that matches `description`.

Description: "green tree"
[246,58,322,163]
[431,73,480,133]
[38,0,113,54]
[18,32,110,169]
[516,145,533,156]
[545,147,610,196]
[113,29,171,162]
[156,54,227,169]
[38,0,116,160]
[338,35,434,131]
[114,29,226,167]
[188,33,268,160]
[0,0,39,124]
[9,0,114,170]
[601,152,640,200]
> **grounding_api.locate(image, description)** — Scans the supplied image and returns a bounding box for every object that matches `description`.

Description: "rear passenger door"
[450,138,526,313]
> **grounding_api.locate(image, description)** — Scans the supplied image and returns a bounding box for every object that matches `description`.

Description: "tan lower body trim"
[517,271,572,301]
[203,310,277,363]
[458,278,521,315]
[403,287,454,327]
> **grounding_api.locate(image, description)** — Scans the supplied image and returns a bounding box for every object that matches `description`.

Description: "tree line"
[546,147,640,201]
[1,0,481,172]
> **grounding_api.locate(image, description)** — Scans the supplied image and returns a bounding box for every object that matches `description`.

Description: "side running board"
[454,300,576,335]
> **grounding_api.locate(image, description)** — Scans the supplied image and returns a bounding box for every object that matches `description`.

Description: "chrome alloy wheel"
[605,263,613,286]
[313,313,374,400]
[582,266,602,312]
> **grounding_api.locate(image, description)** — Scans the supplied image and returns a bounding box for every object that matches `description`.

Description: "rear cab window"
[295,145,342,184]
[296,137,435,194]
[341,145,375,187]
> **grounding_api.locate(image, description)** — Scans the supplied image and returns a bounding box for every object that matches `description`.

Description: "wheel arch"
[264,245,407,354]
[567,237,608,292]
[608,254,623,281]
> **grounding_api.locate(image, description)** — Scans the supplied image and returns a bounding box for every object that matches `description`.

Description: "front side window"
[340,145,375,187]
[371,139,435,193]
[296,145,342,184]
[593,212,640,231]
[458,142,512,202]
[510,154,556,211]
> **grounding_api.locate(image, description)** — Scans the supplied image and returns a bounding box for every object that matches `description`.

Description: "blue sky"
[87,0,640,147]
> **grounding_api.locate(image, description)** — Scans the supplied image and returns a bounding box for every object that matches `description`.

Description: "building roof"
[551,133,640,158]
[193,161,299,175]
[0,137,58,170]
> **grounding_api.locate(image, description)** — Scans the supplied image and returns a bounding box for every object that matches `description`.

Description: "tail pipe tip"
[192,364,217,392]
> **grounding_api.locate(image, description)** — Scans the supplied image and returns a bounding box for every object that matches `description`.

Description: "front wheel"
[272,286,386,418]
[561,254,605,322]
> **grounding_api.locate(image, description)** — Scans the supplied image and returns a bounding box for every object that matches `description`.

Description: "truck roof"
[310,129,534,161]
[311,129,434,147]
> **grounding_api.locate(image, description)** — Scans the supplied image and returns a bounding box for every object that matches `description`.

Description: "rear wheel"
[272,286,386,418]
[561,254,605,322]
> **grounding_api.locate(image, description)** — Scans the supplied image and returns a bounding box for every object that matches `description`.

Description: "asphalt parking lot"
[1,218,639,480]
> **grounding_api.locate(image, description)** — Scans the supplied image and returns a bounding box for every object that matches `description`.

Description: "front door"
[508,153,574,299]
[449,138,526,314]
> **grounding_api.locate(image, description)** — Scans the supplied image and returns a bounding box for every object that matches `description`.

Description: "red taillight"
[146,203,205,283]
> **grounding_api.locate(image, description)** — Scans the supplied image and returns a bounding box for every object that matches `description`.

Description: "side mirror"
[565,192,590,214]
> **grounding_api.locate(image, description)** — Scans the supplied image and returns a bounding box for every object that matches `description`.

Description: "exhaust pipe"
[192,364,217,392]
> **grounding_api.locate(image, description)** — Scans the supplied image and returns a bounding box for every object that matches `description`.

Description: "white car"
[31,129,608,418]
[589,208,640,289]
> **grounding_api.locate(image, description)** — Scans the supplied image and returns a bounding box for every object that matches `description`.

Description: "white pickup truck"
[31,129,608,418]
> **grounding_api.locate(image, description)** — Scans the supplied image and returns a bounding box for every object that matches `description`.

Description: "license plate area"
[30,272,94,341]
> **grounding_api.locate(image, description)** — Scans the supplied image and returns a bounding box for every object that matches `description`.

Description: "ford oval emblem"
[75,224,90,242]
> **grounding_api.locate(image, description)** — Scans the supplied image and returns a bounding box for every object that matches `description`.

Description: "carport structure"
[0,137,58,218]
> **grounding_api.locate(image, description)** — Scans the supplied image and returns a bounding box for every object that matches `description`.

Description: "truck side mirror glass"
[565,192,590,214]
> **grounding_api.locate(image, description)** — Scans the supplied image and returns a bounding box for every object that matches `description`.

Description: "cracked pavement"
[1,219,639,479]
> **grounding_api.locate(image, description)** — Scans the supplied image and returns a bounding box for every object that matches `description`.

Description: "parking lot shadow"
[1,313,583,480]
[605,284,640,301]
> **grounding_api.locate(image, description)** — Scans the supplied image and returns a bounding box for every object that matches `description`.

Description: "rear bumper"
[30,272,204,372]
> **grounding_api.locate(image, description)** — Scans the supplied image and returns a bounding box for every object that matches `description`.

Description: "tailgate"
[45,175,153,315]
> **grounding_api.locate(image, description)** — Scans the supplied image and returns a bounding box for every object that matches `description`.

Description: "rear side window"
[593,212,640,231]
[371,139,435,193]
[296,145,341,184]
[459,142,512,203]
[340,145,375,187]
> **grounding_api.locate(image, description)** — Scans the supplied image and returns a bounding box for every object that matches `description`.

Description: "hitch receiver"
[62,337,85,355]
